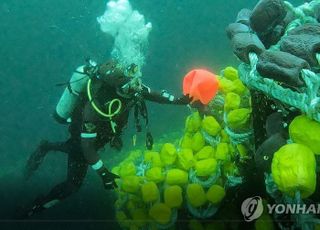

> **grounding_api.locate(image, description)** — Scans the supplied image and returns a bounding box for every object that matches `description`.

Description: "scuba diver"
[21,59,193,218]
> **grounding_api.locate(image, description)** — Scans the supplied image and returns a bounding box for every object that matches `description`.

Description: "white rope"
[317,53,320,66]
[239,59,320,122]
[284,1,306,19]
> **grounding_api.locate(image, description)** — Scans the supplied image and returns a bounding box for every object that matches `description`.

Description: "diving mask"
[125,63,139,77]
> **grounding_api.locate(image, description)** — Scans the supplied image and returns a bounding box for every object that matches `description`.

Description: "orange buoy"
[183,69,219,105]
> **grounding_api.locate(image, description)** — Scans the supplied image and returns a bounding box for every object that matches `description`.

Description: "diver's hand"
[97,167,120,190]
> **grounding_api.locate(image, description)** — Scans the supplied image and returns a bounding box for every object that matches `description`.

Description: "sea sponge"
[218,78,236,94]
[116,211,130,228]
[201,116,221,136]
[187,184,207,207]
[144,151,162,167]
[119,162,136,178]
[180,133,193,149]
[146,167,165,183]
[192,132,206,152]
[141,182,159,203]
[149,203,172,225]
[220,129,230,143]
[289,115,320,154]
[121,176,141,193]
[185,112,202,133]
[131,208,148,228]
[195,158,218,177]
[160,143,177,166]
[165,169,189,185]
[271,143,316,198]
[227,108,251,130]
[223,66,239,81]
[195,146,215,160]
[177,148,195,170]
[215,143,230,161]
[206,185,225,204]
[224,92,241,111]
[233,79,247,95]
[164,185,183,208]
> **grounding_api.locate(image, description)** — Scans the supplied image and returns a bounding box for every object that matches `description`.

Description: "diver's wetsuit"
[24,69,189,217]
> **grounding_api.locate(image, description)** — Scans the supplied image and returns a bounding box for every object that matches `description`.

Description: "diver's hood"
[97,61,128,88]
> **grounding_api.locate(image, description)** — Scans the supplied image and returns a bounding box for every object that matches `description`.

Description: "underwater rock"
[231,33,265,63]
[288,23,320,36]
[257,50,309,87]
[236,8,252,26]
[280,33,320,67]
[226,23,250,40]
[255,133,287,173]
[250,0,287,34]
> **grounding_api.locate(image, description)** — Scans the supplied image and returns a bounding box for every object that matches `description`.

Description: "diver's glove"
[96,166,120,190]
[172,95,191,105]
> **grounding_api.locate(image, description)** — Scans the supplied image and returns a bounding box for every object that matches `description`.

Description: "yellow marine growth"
[224,92,241,111]
[201,116,221,136]
[144,151,162,167]
[111,66,251,230]
[227,108,251,130]
[121,176,141,193]
[206,185,225,204]
[195,158,218,177]
[160,143,177,166]
[187,184,207,207]
[223,66,239,81]
[164,185,183,208]
[289,115,320,154]
[232,79,247,95]
[218,77,236,94]
[149,203,172,225]
[165,169,189,185]
[180,133,193,149]
[215,143,230,161]
[146,167,165,183]
[195,146,215,160]
[191,131,205,152]
[185,112,202,133]
[177,148,195,170]
[119,162,136,178]
[141,182,159,203]
[131,208,148,228]
[271,143,316,198]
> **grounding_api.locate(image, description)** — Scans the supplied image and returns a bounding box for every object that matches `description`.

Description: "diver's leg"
[23,149,88,218]
[25,140,72,178]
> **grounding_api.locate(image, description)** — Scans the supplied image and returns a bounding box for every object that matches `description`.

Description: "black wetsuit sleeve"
[80,103,100,165]
[141,84,190,105]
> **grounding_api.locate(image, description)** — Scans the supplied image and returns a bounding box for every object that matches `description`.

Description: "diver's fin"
[15,195,60,219]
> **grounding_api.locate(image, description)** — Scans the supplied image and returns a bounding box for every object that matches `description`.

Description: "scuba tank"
[54,65,90,123]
